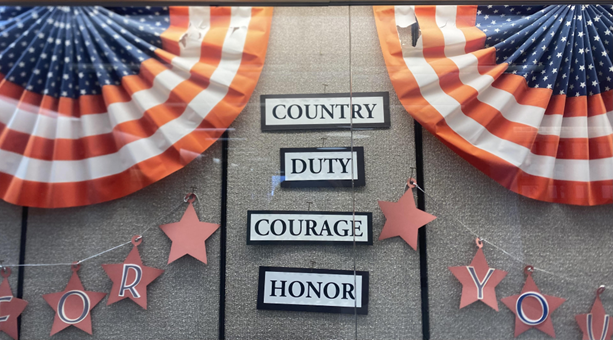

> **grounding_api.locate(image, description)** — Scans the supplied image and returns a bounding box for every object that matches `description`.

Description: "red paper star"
[576,291,613,340]
[378,187,436,250]
[0,268,28,340]
[102,238,163,309]
[501,270,565,338]
[449,246,507,311]
[43,266,106,336]
[159,201,220,264]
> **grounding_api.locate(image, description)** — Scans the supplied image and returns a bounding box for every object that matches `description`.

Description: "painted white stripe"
[0,7,252,182]
[398,6,613,181]
[394,6,416,28]
[590,113,613,138]
[538,114,564,135]
[0,69,190,140]
[171,7,210,73]
[538,113,613,139]
[560,116,588,138]
[435,7,613,139]
[435,6,466,58]
[0,8,209,141]
[433,8,547,129]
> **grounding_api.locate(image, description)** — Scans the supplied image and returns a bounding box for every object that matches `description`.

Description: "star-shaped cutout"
[449,246,507,311]
[0,268,28,340]
[501,272,565,338]
[159,202,220,264]
[576,292,613,340]
[378,185,436,250]
[102,238,164,309]
[43,267,106,336]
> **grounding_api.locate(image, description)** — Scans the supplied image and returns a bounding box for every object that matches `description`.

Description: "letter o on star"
[516,292,549,326]
[58,290,91,324]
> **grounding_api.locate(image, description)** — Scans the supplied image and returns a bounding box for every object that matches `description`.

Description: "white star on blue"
[476,5,613,96]
[0,6,170,98]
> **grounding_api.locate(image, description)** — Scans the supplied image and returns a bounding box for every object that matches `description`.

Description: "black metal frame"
[246,210,373,245]
[260,92,390,132]
[3,0,601,5]
[279,146,366,188]
[257,266,370,314]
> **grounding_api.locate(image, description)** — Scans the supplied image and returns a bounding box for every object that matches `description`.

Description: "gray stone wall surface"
[0,202,22,303]
[19,145,222,340]
[224,6,422,340]
[224,7,356,340]
[423,131,613,340]
[349,6,422,340]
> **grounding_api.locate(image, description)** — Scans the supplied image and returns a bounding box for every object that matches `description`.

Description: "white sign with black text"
[261,92,390,131]
[280,147,365,188]
[247,211,372,245]
[257,267,369,314]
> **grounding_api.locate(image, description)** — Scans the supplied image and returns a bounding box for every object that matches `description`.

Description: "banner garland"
[382,180,613,338]
[159,194,220,264]
[378,179,436,250]
[42,263,106,336]
[448,238,508,311]
[0,267,27,340]
[1,192,220,336]
[102,235,164,309]
[501,266,566,338]
[2,188,613,338]
[576,287,613,340]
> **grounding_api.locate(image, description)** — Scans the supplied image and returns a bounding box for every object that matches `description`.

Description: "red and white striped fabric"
[0,7,272,208]
[375,5,613,206]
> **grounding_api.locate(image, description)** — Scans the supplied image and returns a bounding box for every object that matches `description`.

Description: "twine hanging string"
[1,195,192,269]
[2,180,606,296]
[408,179,604,295]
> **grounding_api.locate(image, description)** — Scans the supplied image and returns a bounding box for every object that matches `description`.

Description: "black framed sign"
[261,92,390,131]
[247,211,373,245]
[257,266,369,314]
[280,147,365,188]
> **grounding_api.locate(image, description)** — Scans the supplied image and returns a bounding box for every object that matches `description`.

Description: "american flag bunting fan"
[0,6,272,208]
[375,5,613,205]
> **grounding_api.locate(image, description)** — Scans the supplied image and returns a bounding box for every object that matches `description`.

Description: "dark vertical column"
[411,20,430,340]
[219,131,229,340]
[414,122,429,340]
[17,206,28,340]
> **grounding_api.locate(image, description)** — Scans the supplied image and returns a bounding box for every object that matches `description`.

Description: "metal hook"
[321,137,327,148]
[0,266,10,278]
[597,285,606,296]
[0,260,7,276]
[524,265,534,275]
[475,237,484,249]
[132,235,143,246]
[323,84,328,94]
[184,192,199,203]
[405,178,417,193]
[307,201,313,211]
